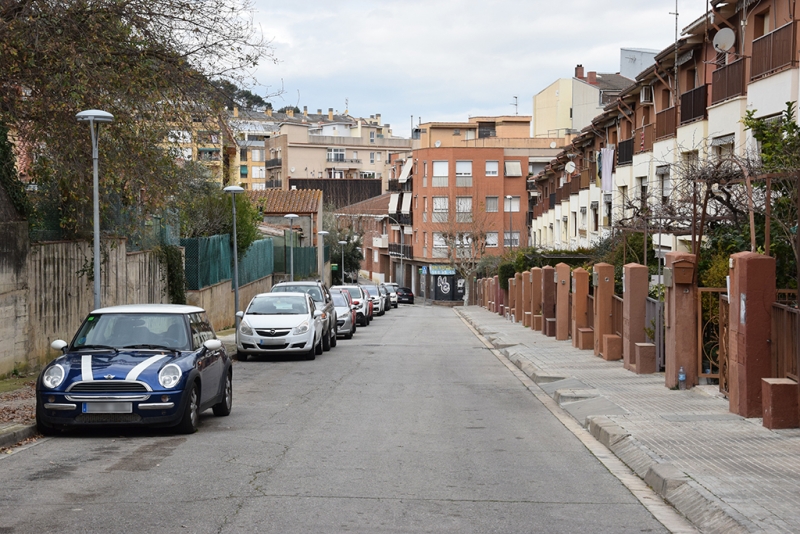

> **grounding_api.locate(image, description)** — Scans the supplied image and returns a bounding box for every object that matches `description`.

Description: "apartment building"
[376,116,568,296]
[530,0,800,257]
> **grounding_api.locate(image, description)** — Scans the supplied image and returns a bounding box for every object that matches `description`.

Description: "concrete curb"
[460,310,755,534]
[0,424,37,449]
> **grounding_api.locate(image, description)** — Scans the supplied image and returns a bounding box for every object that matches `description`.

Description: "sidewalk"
[457,305,800,534]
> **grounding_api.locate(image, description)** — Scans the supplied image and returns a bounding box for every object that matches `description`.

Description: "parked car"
[332,285,371,326]
[378,284,392,312]
[331,291,356,339]
[236,292,324,361]
[396,287,415,304]
[271,280,337,351]
[382,283,399,308]
[36,304,232,435]
[362,284,386,316]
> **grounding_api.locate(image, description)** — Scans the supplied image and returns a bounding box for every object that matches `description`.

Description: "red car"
[331,285,372,326]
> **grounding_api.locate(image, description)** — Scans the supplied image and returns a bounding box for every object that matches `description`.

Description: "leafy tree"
[277,106,301,114]
[320,207,363,285]
[211,79,271,110]
[1,0,274,239]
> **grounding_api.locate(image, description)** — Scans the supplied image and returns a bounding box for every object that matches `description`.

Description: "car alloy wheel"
[177,382,200,434]
[212,372,232,416]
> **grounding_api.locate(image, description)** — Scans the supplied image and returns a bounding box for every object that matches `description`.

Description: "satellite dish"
[549,141,557,149]
[434,140,442,147]
[565,161,576,174]
[713,28,736,53]
[290,167,295,173]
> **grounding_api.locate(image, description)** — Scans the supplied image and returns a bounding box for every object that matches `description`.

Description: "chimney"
[587,71,597,85]
[575,64,584,80]
[317,109,322,115]
[267,108,273,117]
[303,106,308,117]
[287,108,294,117]
[328,108,334,120]
[233,106,239,118]
[376,113,382,124]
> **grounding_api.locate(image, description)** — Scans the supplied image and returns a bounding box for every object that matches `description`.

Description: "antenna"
[510,96,518,115]
[713,28,736,53]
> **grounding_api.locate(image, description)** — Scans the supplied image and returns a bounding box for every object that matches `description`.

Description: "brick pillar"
[623,263,649,371]
[556,263,570,340]
[514,272,523,323]
[495,275,503,315]
[593,263,614,356]
[522,271,532,327]
[664,252,697,389]
[728,252,776,417]
[542,265,556,321]
[530,267,542,330]
[572,268,589,348]
[508,277,516,320]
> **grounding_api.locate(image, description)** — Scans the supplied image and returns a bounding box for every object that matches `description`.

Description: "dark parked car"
[36,304,232,435]
[396,287,414,304]
[271,281,337,351]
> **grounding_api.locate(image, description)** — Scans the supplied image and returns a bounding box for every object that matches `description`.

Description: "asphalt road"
[0,304,668,533]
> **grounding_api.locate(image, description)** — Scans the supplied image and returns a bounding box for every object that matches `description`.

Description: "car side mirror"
[203,339,222,351]
[313,310,323,318]
[235,311,244,318]
[51,339,68,352]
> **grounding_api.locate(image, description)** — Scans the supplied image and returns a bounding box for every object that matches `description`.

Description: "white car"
[236,293,324,360]
[381,283,398,308]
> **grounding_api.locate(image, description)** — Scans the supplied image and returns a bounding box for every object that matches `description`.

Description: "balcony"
[617,137,634,166]
[265,158,282,168]
[751,21,796,80]
[633,124,655,154]
[569,177,580,195]
[372,235,388,248]
[390,212,412,226]
[326,157,362,164]
[680,85,707,124]
[388,243,413,260]
[656,106,677,139]
[712,58,746,104]
[456,175,473,187]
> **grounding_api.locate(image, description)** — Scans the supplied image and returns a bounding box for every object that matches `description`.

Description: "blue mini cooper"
[36,304,233,434]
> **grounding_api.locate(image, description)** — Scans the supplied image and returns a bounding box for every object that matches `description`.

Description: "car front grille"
[255,329,291,337]
[68,381,149,393]
[258,343,289,350]
[76,414,143,424]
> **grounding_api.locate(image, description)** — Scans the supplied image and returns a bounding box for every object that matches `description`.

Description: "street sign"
[332,264,338,271]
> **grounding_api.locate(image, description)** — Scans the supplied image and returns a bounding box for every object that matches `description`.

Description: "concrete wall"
[186,275,273,332]
[0,222,30,377]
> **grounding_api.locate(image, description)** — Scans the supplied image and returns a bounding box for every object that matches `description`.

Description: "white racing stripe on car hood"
[81,355,94,382]
[125,355,169,381]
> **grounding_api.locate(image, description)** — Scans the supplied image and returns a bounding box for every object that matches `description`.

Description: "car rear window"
[364,286,379,296]
[273,285,323,302]
[331,293,347,306]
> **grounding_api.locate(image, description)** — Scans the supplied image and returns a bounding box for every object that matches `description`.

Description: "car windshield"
[72,313,190,351]
[344,287,361,299]
[273,285,323,302]
[331,293,348,307]
[248,295,308,315]
[364,286,379,296]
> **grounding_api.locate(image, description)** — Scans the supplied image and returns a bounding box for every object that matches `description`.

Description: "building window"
[432,161,448,187]
[504,160,522,177]
[253,167,265,179]
[456,196,472,222]
[327,148,345,162]
[456,161,472,176]
[251,149,264,162]
[240,165,248,176]
[485,196,498,212]
[433,232,446,248]
[485,161,499,176]
[504,196,520,212]
[240,148,248,162]
[376,152,381,162]
[370,131,375,144]
[433,196,449,222]
[353,151,358,160]
[504,232,520,247]
[370,152,375,164]
[486,232,498,247]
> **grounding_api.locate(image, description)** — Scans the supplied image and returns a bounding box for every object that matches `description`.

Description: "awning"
[504,160,522,177]
[388,193,400,213]
[711,134,735,146]
[400,194,412,215]
[397,159,414,183]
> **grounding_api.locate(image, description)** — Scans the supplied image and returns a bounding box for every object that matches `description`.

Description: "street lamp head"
[317,230,329,236]
[76,109,114,123]
[284,213,299,220]
[338,240,348,245]
[505,195,513,199]
[224,185,244,194]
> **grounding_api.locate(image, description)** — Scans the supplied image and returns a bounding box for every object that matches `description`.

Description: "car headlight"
[158,364,182,389]
[42,364,65,389]
[293,320,310,335]
[239,319,254,336]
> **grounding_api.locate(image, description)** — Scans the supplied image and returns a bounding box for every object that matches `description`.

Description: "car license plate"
[259,338,282,346]
[83,402,133,414]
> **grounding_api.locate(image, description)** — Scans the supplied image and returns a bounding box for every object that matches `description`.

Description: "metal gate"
[645,297,665,371]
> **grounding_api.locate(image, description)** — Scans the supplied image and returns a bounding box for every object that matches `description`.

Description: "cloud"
[250,0,708,136]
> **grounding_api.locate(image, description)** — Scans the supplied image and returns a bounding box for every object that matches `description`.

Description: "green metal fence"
[181,235,232,290]
[238,238,274,286]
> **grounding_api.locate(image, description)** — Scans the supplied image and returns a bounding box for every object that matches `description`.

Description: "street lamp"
[506,195,513,250]
[224,185,244,330]
[317,230,329,283]
[76,109,114,311]
[379,215,404,285]
[285,213,299,281]
[338,240,348,283]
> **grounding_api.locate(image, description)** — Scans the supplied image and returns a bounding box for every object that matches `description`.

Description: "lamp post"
[338,240,348,283]
[317,230,329,283]
[224,185,244,331]
[506,195,514,250]
[76,109,114,311]
[285,213,299,281]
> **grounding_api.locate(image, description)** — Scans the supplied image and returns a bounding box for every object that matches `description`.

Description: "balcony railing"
[265,158,282,168]
[390,212,412,226]
[680,85,708,124]
[751,21,796,80]
[617,138,634,166]
[264,179,282,189]
[712,58,746,104]
[388,243,413,260]
[569,176,580,195]
[656,106,677,139]
[456,175,473,187]
[634,124,655,154]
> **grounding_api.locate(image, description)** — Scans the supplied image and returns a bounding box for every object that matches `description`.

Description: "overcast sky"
[250,1,708,137]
